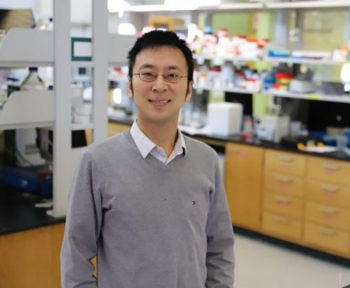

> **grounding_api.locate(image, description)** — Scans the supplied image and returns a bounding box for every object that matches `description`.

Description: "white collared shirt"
[130,121,186,165]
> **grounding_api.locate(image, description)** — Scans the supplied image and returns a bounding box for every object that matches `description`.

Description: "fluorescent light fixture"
[107,0,131,13]
[117,22,136,35]
[164,0,200,10]
[163,0,220,10]
[266,0,350,9]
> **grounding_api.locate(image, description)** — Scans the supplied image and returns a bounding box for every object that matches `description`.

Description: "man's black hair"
[127,30,194,82]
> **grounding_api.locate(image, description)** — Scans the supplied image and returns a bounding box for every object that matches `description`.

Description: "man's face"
[128,46,192,127]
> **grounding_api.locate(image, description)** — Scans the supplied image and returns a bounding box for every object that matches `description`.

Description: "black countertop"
[187,132,350,161]
[0,185,64,236]
[1,118,349,237]
[110,117,350,162]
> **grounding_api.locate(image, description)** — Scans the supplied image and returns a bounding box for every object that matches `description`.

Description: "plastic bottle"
[20,67,46,91]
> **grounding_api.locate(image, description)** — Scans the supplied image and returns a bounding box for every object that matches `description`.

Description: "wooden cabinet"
[108,121,131,137]
[262,150,306,242]
[225,143,264,230]
[0,223,65,288]
[304,157,350,257]
[224,144,350,258]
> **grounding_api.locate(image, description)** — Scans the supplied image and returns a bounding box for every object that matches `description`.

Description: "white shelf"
[194,84,260,95]
[265,57,345,66]
[265,89,350,104]
[71,123,94,130]
[127,3,263,13]
[70,34,136,67]
[0,28,53,67]
[0,91,54,130]
[194,84,350,104]
[194,54,345,66]
[71,61,94,68]
[195,54,261,64]
[265,0,350,9]
[116,1,350,13]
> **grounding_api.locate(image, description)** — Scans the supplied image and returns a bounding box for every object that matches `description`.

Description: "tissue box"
[207,102,243,136]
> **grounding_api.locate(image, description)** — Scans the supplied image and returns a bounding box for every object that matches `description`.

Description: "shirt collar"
[130,121,186,160]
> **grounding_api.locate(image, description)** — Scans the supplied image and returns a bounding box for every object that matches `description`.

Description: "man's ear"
[185,81,193,102]
[128,79,133,99]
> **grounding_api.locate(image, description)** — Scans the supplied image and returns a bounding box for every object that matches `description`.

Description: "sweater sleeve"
[205,157,235,288]
[61,150,103,288]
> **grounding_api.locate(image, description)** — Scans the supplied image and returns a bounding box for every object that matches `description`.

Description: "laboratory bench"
[0,186,65,288]
[1,119,350,288]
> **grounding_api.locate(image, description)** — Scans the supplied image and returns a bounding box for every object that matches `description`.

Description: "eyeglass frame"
[132,71,188,84]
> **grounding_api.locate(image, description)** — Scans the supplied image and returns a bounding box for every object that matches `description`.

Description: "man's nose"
[152,75,168,91]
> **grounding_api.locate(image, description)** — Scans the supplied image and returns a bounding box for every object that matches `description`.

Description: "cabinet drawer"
[307,157,350,186]
[305,202,350,231]
[264,193,303,219]
[264,172,304,197]
[304,221,350,255]
[262,212,302,241]
[305,180,350,209]
[265,150,306,177]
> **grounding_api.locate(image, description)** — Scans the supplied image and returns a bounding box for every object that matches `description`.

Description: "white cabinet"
[0,1,135,218]
[0,91,54,130]
[0,28,53,67]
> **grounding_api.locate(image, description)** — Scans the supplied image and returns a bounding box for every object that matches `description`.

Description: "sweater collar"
[130,121,186,160]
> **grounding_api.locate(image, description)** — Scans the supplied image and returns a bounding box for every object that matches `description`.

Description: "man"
[61,30,234,288]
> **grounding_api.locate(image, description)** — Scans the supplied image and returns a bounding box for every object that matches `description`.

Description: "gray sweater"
[61,131,234,288]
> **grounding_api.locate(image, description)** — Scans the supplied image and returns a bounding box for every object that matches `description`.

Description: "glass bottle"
[20,67,46,91]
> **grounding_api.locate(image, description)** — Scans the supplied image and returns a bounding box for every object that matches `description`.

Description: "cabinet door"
[51,224,65,288]
[225,143,264,230]
[0,224,65,288]
[0,227,52,288]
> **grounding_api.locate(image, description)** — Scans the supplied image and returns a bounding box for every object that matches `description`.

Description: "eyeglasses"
[133,72,187,83]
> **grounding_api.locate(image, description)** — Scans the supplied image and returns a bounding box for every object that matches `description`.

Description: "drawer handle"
[322,163,341,171]
[272,215,290,224]
[320,184,339,193]
[319,206,339,214]
[278,156,294,162]
[276,176,293,183]
[275,195,291,205]
[319,227,337,236]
